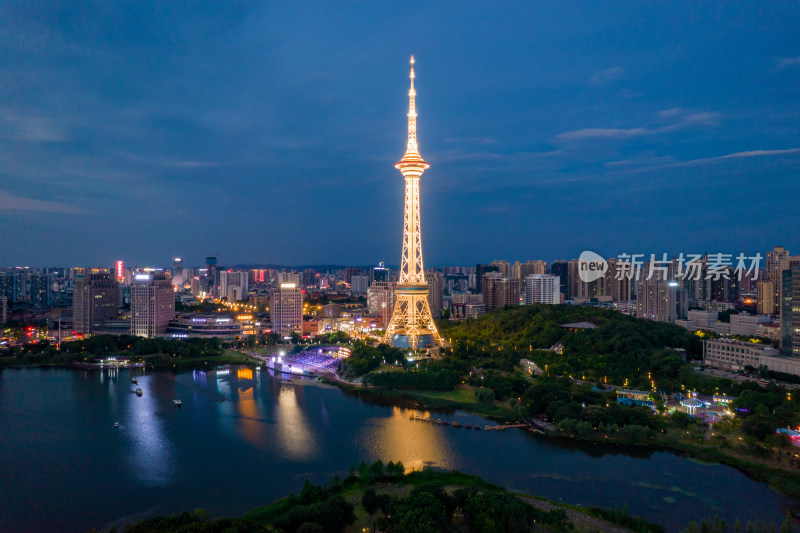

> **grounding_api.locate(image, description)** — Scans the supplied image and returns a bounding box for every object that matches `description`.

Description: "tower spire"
[406,55,419,157]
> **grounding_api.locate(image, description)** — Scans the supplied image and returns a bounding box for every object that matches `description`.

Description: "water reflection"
[125,375,174,485]
[236,378,264,449]
[361,406,454,472]
[275,384,318,460]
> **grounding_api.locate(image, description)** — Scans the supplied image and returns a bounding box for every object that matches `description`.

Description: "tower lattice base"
[384,286,442,350]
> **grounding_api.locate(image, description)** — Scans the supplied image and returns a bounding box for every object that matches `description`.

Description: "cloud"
[0,191,83,214]
[557,127,649,141]
[556,110,722,142]
[673,147,800,167]
[0,111,66,142]
[589,67,626,86]
[443,136,498,145]
[773,56,800,71]
[114,151,221,168]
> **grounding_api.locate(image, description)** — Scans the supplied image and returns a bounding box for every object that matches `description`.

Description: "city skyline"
[1,2,799,266]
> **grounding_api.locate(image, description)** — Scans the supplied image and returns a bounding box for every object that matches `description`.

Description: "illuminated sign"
[134,274,151,281]
[115,260,124,281]
[280,283,297,288]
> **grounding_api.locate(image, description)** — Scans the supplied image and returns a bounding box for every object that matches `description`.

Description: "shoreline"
[320,377,800,501]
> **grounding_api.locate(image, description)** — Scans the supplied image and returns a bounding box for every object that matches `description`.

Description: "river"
[0,365,795,532]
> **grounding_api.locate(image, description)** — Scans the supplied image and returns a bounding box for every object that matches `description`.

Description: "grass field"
[410,386,478,404]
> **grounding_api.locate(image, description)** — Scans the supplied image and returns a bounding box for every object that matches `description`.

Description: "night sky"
[1,2,799,268]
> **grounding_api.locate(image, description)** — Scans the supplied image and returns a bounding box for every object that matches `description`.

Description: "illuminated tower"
[384,56,443,350]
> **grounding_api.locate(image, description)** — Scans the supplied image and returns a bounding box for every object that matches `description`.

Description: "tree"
[362,488,380,515]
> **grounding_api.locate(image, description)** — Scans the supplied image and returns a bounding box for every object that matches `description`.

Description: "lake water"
[0,365,796,532]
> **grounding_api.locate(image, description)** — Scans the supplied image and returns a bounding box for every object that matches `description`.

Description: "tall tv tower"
[384,56,443,350]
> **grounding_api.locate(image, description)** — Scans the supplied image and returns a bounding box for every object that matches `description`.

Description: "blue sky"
[1,1,798,267]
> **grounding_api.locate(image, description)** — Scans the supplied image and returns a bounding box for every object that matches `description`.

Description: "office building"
[367,281,396,327]
[73,269,119,335]
[524,274,560,305]
[372,263,389,283]
[779,256,800,356]
[131,272,175,338]
[271,283,303,337]
[1,296,6,325]
[703,339,780,372]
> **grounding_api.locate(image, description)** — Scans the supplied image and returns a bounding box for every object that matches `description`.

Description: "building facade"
[524,274,560,305]
[483,273,521,310]
[636,280,687,323]
[703,338,780,372]
[72,269,120,335]
[271,283,303,337]
[131,272,175,338]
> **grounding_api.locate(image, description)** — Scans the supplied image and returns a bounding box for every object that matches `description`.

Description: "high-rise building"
[768,246,790,314]
[490,260,511,278]
[205,256,217,297]
[524,274,560,305]
[425,270,444,318]
[384,56,442,350]
[550,260,569,299]
[29,274,51,307]
[475,264,500,294]
[372,263,389,283]
[131,272,175,338]
[605,259,631,302]
[1,295,7,325]
[483,272,521,310]
[0,272,18,303]
[173,257,183,275]
[73,269,119,335]
[271,283,303,338]
[636,281,687,323]
[277,270,300,286]
[757,281,774,315]
[779,256,800,356]
[351,274,370,295]
[368,281,396,327]
[220,271,249,302]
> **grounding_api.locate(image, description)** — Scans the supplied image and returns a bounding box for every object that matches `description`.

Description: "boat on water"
[131,377,138,384]
[441,420,450,426]
[464,424,472,429]
[173,399,182,407]
[451,422,462,428]
[113,422,120,428]
[473,426,481,430]
[135,388,143,396]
